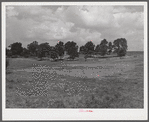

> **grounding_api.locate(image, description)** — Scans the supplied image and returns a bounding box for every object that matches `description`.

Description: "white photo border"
[2,2,148,120]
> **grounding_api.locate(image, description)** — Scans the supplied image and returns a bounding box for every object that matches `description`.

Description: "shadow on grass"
[97,57,108,59]
[48,92,121,108]
[97,55,119,59]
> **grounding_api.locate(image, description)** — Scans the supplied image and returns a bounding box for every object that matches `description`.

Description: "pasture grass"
[6,53,144,108]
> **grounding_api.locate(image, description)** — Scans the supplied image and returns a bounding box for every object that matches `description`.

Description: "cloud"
[64,6,117,29]
[6,5,144,51]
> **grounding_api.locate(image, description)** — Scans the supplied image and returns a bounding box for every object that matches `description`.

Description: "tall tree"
[37,42,51,58]
[79,46,86,54]
[65,41,78,59]
[107,42,113,55]
[49,46,58,60]
[108,42,112,49]
[55,41,65,59]
[21,48,30,57]
[95,44,100,53]
[95,39,108,56]
[27,41,38,56]
[99,44,108,56]
[65,41,76,52]
[113,38,128,56]
[100,39,108,46]
[9,42,23,55]
[84,41,95,54]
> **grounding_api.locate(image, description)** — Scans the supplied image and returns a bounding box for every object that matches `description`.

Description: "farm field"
[6,51,144,108]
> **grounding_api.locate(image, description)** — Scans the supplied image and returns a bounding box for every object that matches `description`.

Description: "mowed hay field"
[6,52,144,108]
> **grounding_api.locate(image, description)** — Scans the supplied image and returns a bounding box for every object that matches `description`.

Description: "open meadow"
[6,52,144,108]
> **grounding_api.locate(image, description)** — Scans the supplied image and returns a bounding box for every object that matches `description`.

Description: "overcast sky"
[6,5,144,51]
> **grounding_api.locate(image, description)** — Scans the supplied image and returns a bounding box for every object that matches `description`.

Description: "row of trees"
[6,40,79,60]
[6,38,128,60]
[80,38,127,57]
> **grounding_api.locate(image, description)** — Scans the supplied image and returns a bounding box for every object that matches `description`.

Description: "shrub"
[11,55,19,58]
[24,55,29,58]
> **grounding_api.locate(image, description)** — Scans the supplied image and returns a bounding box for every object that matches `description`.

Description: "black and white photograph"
[2,2,148,120]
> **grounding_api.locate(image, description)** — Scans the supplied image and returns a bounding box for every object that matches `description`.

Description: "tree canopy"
[55,41,65,58]
[9,42,23,55]
[107,42,113,55]
[79,46,86,54]
[84,41,95,54]
[21,48,30,57]
[7,37,128,59]
[27,41,38,56]
[95,39,108,56]
[65,41,78,59]
[100,39,108,46]
[113,38,128,56]
[38,42,51,58]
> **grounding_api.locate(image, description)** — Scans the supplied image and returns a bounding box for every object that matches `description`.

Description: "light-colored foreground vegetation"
[6,53,143,108]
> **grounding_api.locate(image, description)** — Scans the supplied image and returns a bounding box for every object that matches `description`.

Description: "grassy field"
[6,52,144,108]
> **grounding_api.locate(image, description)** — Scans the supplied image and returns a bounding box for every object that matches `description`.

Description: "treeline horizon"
[6,38,128,60]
